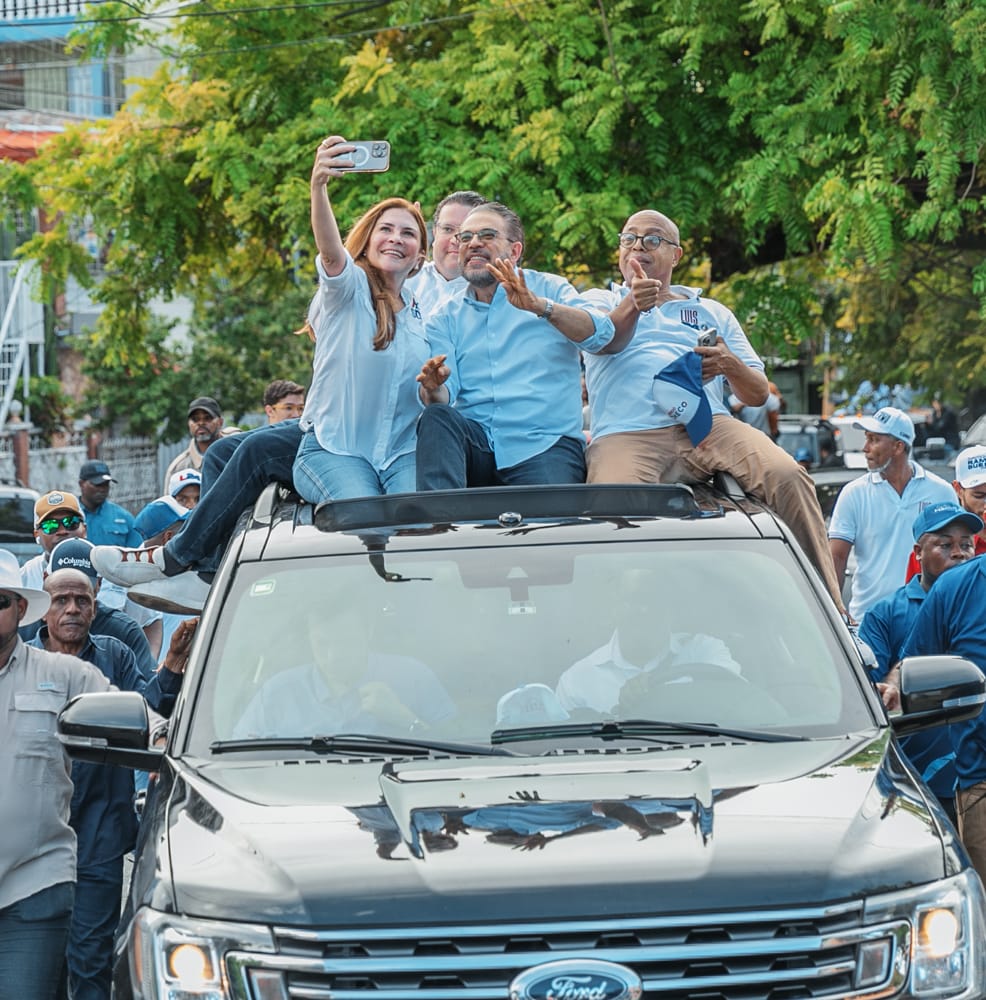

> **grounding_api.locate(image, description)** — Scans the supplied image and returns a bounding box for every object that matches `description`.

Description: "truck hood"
[165,732,954,925]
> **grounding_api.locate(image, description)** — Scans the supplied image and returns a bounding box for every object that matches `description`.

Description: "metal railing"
[0,260,44,426]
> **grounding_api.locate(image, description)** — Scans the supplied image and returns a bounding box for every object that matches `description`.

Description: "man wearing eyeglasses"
[406,190,486,318]
[262,379,307,425]
[415,201,617,489]
[580,209,844,611]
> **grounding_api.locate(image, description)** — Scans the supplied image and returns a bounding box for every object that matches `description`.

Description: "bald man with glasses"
[581,209,845,612]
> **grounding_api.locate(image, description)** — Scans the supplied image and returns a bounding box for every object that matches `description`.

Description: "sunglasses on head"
[38,514,84,535]
[0,593,18,610]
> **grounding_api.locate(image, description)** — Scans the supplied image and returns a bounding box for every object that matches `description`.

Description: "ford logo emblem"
[510,960,642,1000]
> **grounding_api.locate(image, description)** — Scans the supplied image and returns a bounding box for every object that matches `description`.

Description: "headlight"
[129,906,282,1000]
[864,868,986,997]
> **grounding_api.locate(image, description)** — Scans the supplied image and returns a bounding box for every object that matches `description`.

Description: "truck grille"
[227,903,909,1000]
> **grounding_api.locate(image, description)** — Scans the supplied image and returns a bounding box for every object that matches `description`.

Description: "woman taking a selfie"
[293,134,429,502]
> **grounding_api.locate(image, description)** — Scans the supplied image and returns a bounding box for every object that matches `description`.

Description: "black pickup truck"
[59,482,986,1000]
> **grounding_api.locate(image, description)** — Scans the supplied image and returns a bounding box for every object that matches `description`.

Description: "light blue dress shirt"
[582,283,764,441]
[425,269,614,469]
[302,254,430,471]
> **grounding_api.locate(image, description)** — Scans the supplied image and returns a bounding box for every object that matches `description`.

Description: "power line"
[0,0,399,28]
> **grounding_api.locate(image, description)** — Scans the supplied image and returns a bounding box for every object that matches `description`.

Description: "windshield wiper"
[490,718,807,746]
[210,732,518,757]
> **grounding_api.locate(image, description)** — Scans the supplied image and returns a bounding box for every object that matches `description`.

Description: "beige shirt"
[0,639,112,909]
[163,428,240,494]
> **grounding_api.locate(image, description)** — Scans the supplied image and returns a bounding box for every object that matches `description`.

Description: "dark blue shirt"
[20,601,157,679]
[27,630,182,866]
[900,557,986,789]
[860,575,956,800]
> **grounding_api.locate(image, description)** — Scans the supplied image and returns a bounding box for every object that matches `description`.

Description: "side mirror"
[891,655,986,736]
[58,691,163,771]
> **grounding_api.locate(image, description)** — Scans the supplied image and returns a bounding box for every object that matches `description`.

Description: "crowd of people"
[4,135,986,996]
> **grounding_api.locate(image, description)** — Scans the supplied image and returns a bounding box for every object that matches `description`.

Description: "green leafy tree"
[0,0,982,424]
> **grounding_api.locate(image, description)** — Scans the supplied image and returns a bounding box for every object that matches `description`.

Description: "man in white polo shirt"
[829,406,954,622]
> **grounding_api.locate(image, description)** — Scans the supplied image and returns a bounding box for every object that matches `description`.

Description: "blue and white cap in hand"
[652,351,713,447]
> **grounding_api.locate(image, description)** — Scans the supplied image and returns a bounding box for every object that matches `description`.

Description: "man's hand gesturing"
[627,258,663,312]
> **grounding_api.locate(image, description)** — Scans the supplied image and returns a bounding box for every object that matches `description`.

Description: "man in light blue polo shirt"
[829,406,954,622]
[415,201,616,488]
[579,208,843,610]
[77,460,141,549]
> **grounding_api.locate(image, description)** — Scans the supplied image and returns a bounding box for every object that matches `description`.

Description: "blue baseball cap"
[49,537,97,579]
[912,501,983,541]
[794,447,812,463]
[135,495,190,541]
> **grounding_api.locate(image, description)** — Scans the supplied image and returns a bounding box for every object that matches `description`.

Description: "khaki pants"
[586,416,844,608]
[957,783,986,885]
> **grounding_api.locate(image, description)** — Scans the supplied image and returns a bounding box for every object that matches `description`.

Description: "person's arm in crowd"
[829,538,853,596]
[143,616,163,660]
[766,393,781,439]
[857,604,893,683]
[146,618,199,718]
[310,136,350,278]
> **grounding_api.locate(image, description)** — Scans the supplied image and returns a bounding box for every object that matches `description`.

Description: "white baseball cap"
[168,467,201,498]
[955,445,986,489]
[852,406,915,447]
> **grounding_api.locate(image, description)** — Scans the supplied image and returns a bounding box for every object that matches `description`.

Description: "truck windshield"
[187,539,873,753]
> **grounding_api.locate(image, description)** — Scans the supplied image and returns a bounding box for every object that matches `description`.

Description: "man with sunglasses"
[580,209,845,611]
[20,491,87,591]
[20,498,159,678]
[415,201,616,489]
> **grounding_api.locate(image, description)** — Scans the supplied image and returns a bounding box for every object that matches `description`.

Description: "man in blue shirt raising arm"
[899,544,986,885]
[858,501,982,824]
[415,201,617,488]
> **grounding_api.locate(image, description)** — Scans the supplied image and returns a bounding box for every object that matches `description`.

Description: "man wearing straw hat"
[0,548,116,998]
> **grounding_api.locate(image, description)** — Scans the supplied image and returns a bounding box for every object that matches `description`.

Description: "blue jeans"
[64,859,122,1000]
[168,420,303,573]
[293,430,417,501]
[0,882,74,1000]
[415,405,586,489]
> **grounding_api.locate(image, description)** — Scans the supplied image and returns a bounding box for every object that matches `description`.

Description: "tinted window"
[0,495,34,540]
[187,539,873,753]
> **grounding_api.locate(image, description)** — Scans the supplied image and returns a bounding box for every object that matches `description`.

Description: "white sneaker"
[127,573,211,615]
[91,545,171,587]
